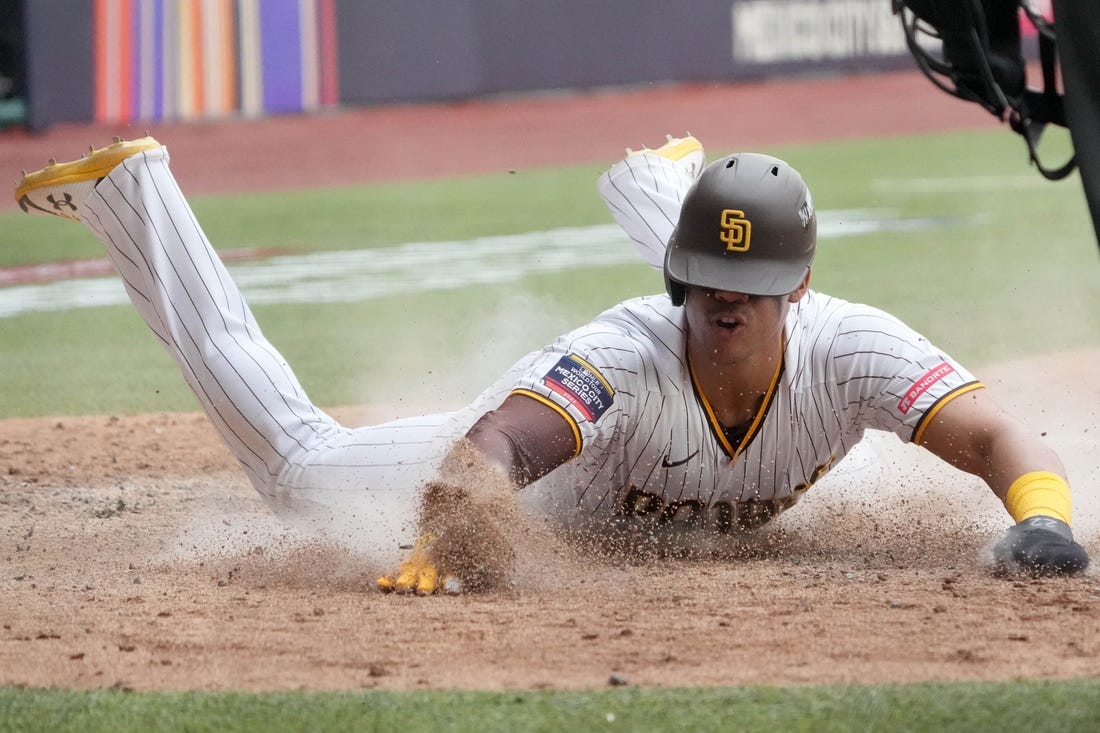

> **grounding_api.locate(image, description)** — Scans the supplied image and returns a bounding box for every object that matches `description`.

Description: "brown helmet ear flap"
[666,278,686,307]
[663,238,687,306]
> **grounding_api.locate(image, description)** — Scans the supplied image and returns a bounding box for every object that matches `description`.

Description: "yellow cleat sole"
[649,135,703,162]
[14,136,163,208]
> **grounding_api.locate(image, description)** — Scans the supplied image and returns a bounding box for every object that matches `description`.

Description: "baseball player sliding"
[13,134,1089,594]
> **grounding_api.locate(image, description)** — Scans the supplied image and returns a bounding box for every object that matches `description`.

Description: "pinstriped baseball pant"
[77,146,453,553]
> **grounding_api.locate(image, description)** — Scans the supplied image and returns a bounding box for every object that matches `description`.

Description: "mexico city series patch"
[542,353,615,422]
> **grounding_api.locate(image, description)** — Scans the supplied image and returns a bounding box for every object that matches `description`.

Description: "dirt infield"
[2,70,1099,692]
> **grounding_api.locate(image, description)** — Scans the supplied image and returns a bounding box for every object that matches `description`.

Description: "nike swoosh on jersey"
[661,449,699,468]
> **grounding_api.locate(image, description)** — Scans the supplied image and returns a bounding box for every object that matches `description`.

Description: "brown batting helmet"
[664,153,816,304]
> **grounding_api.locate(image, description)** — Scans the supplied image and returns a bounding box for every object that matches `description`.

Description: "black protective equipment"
[893,0,1074,181]
[992,515,1090,577]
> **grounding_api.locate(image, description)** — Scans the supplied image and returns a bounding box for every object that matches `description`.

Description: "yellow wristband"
[1004,471,1072,524]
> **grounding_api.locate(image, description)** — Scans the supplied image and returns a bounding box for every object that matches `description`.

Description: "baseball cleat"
[14,135,163,221]
[628,134,706,179]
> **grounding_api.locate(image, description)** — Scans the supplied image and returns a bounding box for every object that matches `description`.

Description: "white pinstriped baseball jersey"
[464,290,981,534]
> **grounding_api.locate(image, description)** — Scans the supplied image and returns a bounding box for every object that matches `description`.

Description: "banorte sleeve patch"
[898,361,955,415]
[541,353,615,422]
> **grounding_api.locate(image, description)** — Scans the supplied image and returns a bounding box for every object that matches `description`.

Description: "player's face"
[684,288,787,364]
[683,274,809,366]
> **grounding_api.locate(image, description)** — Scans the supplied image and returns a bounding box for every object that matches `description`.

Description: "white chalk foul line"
[0,209,976,318]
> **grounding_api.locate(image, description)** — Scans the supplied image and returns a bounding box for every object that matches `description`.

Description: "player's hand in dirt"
[377,441,521,596]
[376,533,463,595]
[992,516,1090,577]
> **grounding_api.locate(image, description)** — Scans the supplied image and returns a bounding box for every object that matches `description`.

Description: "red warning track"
[2,69,994,202]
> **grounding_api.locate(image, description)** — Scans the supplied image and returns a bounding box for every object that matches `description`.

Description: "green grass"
[3,678,1100,733]
[0,164,613,266]
[2,128,1097,416]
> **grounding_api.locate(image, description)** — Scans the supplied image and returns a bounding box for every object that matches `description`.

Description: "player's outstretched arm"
[377,394,579,594]
[917,388,1089,576]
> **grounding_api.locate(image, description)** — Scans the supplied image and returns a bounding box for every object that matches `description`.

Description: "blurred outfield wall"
[17,0,917,130]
